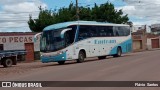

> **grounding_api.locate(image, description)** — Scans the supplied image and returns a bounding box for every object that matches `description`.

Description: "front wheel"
[113,47,122,57]
[3,58,13,67]
[58,61,65,65]
[77,51,85,63]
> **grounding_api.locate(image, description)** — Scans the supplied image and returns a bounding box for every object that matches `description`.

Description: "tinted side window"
[78,26,90,41]
[113,26,130,36]
[123,26,130,36]
[97,26,114,37]
[90,26,98,37]
[105,26,114,36]
[98,27,106,37]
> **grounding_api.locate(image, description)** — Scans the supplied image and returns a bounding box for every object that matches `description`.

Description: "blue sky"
[0,0,159,32]
[42,0,125,10]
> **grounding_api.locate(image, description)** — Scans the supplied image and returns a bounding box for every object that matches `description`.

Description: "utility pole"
[144,25,147,50]
[76,0,79,20]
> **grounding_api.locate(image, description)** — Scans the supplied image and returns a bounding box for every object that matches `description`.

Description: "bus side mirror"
[34,32,42,42]
[60,28,72,38]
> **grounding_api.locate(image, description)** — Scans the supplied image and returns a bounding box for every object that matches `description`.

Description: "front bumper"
[41,52,66,63]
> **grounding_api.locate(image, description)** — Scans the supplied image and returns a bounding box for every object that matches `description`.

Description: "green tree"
[91,2,129,23]
[28,2,130,32]
[28,7,56,32]
[79,6,92,20]
[55,3,77,22]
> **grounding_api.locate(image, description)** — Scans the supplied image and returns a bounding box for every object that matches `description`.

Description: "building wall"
[133,40,142,50]
[147,37,160,50]
[132,35,147,51]
[147,39,152,50]
[0,33,40,61]
[0,35,40,51]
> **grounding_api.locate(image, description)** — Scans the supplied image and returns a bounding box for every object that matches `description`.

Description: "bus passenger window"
[113,26,130,36]
[78,26,90,41]
[89,26,98,37]
[98,26,114,37]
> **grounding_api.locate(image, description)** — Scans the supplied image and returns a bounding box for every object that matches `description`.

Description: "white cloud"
[0,0,47,32]
[121,0,160,25]
[3,2,38,12]
[116,5,136,15]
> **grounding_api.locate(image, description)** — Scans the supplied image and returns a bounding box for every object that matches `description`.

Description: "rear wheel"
[77,51,85,63]
[3,58,13,67]
[113,47,122,57]
[58,61,65,65]
[98,56,106,60]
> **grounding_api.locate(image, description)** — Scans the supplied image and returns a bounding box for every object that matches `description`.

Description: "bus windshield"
[40,26,76,52]
[40,29,65,52]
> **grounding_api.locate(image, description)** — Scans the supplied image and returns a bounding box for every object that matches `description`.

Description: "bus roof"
[43,21,129,31]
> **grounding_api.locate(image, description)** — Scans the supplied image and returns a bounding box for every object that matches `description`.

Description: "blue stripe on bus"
[41,52,67,63]
[109,38,132,55]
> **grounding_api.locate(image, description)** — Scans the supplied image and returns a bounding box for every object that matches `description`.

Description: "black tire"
[3,58,13,67]
[77,51,85,63]
[98,56,106,60]
[58,61,65,65]
[113,47,122,57]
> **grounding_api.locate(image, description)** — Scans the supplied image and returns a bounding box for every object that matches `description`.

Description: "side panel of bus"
[69,25,132,59]
[68,35,131,59]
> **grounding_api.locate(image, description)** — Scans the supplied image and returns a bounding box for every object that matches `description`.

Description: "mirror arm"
[34,32,42,42]
[61,28,72,38]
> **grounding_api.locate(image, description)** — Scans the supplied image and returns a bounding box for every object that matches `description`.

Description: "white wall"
[147,38,152,50]
[0,35,40,51]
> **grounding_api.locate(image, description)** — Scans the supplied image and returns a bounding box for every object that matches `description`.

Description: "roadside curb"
[132,48,160,53]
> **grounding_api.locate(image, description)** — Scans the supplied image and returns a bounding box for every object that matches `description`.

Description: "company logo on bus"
[94,40,116,44]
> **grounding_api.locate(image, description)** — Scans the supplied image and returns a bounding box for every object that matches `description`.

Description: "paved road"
[1,50,160,90]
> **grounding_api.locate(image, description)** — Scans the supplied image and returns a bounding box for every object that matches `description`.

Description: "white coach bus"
[39,21,132,64]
